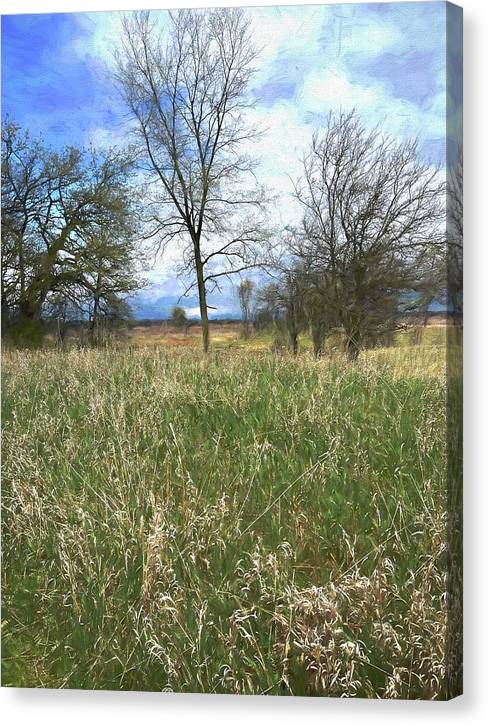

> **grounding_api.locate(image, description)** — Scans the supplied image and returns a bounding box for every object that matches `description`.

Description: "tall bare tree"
[115,9,268,352]
[293,110,445,360]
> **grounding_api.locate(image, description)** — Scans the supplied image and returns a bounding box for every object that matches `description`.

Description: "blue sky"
[1,3,462,318]
[1,12,124,147]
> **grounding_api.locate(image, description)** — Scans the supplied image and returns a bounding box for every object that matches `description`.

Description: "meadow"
[1,325,460,697]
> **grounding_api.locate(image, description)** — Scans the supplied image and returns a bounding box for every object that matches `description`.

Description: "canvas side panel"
[445,0,463,700]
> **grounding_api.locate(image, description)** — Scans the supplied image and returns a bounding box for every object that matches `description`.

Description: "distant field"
[1,327,460,696]
[125,317,449,351]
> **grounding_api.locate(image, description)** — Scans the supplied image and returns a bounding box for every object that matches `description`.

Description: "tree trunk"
[345,336,360,362]
[289,329,298,356]
[243,315,250,339]
[14,298,46,347]
[312,322,326,358]
[20,230,72,324]
[90,297,99,343]
[194,249,210,354]
[1,299,10,333]
[19,299,40,321]
[90,273,102,345]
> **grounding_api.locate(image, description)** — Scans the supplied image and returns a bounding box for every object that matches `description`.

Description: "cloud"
[242,1,450,224]
[300,67,380,113]
[71,11,123,67]
[249,5,329,87]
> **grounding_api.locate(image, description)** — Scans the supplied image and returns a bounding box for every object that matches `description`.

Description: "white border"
[2,1,486,724]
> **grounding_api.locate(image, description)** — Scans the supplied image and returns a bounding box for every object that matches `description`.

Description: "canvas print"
[1,2,462,699]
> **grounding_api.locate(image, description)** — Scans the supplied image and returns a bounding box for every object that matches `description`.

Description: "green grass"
[1,331,459,697]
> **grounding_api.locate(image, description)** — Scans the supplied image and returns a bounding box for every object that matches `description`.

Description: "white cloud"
[72,11,123,67]
[300,67,379,113]
[328,5,404,58]
[249,5,329,85]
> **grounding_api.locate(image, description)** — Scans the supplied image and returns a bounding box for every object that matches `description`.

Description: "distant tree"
[254,283,281,328]
[293,110,445,360]
[256,269,307,355]
[115,9,269,353]
[273,230,332,358]
[171,306,188,330]
[280,270,308,356]
[253,288,280,331]
[237,278,255,338]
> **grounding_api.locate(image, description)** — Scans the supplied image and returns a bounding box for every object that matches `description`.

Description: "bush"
[4,318,47,349]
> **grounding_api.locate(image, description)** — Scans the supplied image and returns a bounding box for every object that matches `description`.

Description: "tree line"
[2,7,458,356]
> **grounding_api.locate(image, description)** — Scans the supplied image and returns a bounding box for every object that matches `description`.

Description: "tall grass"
[1,331,459,697]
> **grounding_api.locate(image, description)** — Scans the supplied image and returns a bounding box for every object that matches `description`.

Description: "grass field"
[1,326,461,697]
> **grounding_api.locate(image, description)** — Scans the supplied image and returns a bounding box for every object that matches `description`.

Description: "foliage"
[1,119,144,337]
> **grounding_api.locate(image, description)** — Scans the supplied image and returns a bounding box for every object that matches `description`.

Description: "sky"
[1,2,462,319]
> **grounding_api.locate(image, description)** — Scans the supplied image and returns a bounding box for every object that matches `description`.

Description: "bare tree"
[293,110,445,360]
[115,9,268,353]
[237,278,255,338]
[273,230,333,358]
[253,282,282,330]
